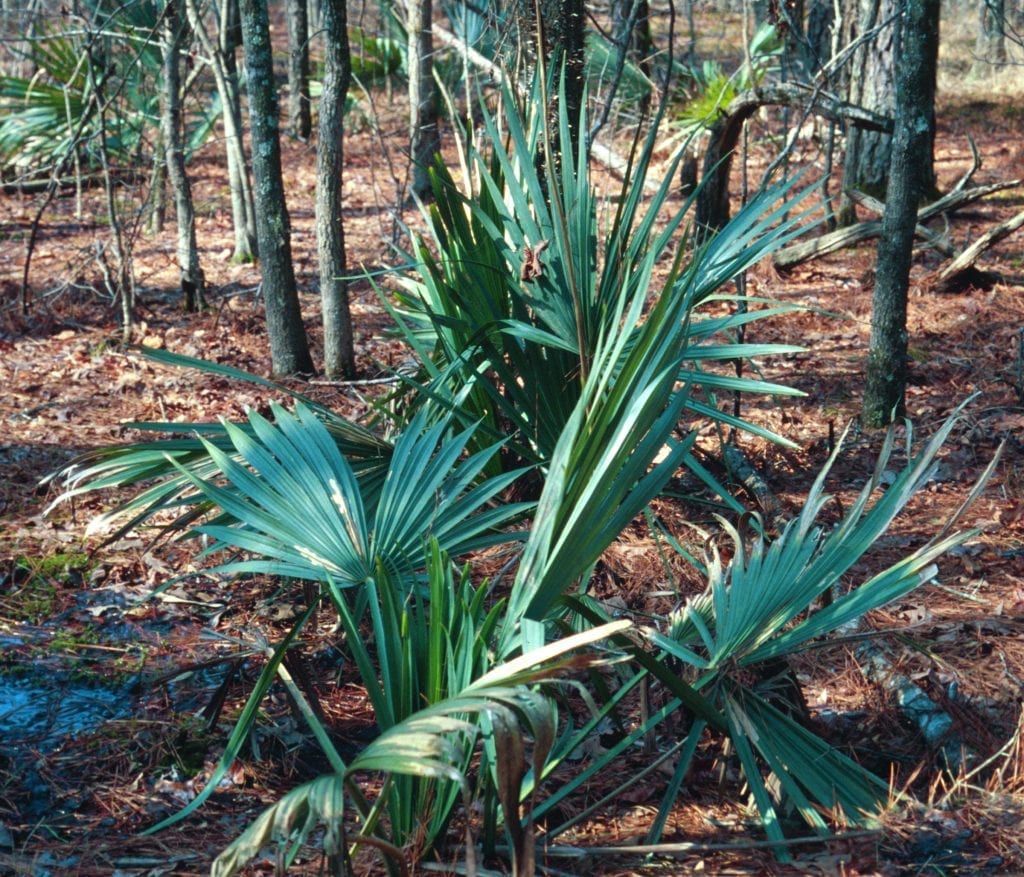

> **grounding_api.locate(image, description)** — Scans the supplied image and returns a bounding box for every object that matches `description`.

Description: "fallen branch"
[933,206,1024,290]
[847,190,956,257]
[433,24,508,90]
[775,177,1024,268]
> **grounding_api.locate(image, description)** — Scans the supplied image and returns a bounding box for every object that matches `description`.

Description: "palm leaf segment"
[46,349,394,546]
[169,402,531,590]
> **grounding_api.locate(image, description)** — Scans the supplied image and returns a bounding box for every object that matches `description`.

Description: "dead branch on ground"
[774,175,1024,269]
[932,207,1024,291]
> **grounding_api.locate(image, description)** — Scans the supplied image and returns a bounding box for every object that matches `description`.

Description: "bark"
[186,0,256,262]
[805,0,835,77]
[239,0,314,376]
[147,128,166,235]
[512,0,586,168]
[838,0,898,225]
[286,0,311,140]
[862,0,939,428]
[317,0,356,378]
[161,1,205,312]
[407,0,439,200]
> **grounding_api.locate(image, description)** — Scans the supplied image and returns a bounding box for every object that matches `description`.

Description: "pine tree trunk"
[511,0,586,173]
[239,0,314,376]
[162,2,205,313]
[407,0,439,200]
[863,0,939,427]
[317,0,355,378]
[287,0,311,140]
[839,0,897,225]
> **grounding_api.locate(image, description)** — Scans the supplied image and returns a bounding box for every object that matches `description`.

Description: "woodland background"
[2,1,1024,875]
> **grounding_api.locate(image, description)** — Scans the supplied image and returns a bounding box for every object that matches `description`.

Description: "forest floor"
[3,68,1024,876]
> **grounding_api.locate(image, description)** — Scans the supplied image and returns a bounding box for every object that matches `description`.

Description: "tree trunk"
[805,0,834,77]
[287,0,311,140]
[611,0,653,111]
[317,0,355,378]
[407,0,439,200]
[162,1,205,313]
[838,0,897,225]
[862,0,939,428]
[543,0,586,157]
[239,0,314,376]
[694,83,892,236]
[970,0,1007,78]
[511,0,586,173]
[186,0,257,262]
[147,128,166,235]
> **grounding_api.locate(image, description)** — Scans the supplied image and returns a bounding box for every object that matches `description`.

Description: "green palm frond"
[169,404,529,589]
[211,622,630,877]
[46,348,393,544]
[659,402,985,669]
[643,401,995,843]
[390,77,814,487]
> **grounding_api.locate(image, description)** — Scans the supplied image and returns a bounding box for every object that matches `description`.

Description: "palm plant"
[47,69,998,872]
[209,620,630,877]
[505,404,996,859]
[387,77,808,489]
[139,404,533,853]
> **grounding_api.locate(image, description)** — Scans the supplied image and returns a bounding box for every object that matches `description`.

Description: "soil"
[3,36,1024,877]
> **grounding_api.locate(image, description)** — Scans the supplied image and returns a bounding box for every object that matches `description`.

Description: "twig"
[503,829,882,859]
[588,0,648,143]
[307,375,403,387]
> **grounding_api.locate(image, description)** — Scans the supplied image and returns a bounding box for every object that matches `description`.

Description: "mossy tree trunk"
[239,0,314,376]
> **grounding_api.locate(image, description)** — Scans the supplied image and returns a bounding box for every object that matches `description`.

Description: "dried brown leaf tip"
[520,239,549,282]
